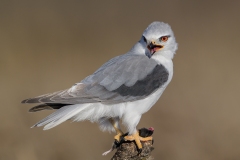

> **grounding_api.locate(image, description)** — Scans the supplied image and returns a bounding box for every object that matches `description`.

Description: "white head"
[132,21,178,60]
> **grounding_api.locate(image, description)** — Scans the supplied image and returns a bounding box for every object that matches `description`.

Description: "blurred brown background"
[1,1,240,160]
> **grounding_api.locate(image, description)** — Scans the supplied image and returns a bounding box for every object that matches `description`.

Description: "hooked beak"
[147,42,163,55]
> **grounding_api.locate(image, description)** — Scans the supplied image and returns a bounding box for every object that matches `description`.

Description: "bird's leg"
[102,118,124,156]
[109,118,124,142]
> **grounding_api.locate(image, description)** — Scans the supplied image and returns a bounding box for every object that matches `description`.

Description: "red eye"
[160,36,168,42]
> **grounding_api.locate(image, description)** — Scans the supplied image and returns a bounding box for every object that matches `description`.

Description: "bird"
[22,21,178,154]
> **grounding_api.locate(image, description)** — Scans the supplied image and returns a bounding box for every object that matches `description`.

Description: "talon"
[114,140,119,145]
[137,148,142,155]
[114,139,122,148]
[120,133,127,143]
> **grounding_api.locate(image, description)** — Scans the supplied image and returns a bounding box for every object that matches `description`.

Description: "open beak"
[147,42,163,55]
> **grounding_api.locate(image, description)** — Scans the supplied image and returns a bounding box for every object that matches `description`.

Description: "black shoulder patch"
[113,64,169,97]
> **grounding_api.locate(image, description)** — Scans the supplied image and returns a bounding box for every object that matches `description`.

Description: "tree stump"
[111,140,154,160]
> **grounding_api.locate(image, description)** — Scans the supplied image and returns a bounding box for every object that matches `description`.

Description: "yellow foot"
[114,133,123,142]
[124,132,142,154]
[124,135,153,141]
[123,130,153,154]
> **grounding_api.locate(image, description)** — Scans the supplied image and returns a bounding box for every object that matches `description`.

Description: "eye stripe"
[143,36,147,43]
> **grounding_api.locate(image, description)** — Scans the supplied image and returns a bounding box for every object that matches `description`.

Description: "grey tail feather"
[29,103,71,112]
[31,104,91,130]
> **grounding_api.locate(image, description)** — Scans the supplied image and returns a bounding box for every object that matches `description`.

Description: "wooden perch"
[111,140,154,160]
[111,127,155,160]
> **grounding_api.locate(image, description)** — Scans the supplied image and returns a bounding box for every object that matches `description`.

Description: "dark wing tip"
[21,98,42,104]
[28,106,41,112]
[28,104,54,112]
[21,98,36,104]
[30,124,37,128]
[21,99,29,103]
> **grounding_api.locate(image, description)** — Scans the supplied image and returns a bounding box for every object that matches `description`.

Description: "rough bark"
[111,140,154,160]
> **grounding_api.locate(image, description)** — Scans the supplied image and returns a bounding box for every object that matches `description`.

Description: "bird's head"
[140,21,178,59]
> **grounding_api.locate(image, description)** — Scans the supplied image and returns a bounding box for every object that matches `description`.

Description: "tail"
[28,103,70,112]
[32,104,91,130]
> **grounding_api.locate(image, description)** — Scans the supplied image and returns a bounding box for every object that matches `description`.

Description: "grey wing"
[22,54,169,105]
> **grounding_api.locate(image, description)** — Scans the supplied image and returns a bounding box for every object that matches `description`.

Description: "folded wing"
[22,54,169,106]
